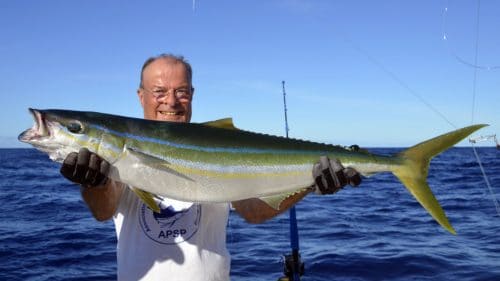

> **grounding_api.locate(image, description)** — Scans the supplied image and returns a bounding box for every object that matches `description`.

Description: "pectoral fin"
[125,146,193,182]
[131,187,160,213]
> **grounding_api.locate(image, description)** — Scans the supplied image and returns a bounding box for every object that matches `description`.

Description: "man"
[60,54,361,281]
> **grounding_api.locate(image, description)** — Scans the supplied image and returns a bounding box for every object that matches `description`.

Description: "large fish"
[19,108,486,234]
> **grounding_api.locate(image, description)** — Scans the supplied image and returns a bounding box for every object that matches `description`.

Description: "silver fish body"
[19,108,487,234]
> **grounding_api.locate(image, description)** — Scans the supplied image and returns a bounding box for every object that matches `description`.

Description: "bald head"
[139,54,193,88]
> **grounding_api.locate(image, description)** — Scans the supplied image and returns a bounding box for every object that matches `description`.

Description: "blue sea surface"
[0,148,498,280]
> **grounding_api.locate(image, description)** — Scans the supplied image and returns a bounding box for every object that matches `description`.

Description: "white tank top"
[113,187,231,281]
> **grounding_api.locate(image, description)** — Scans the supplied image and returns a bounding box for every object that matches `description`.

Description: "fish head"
[18,108,108,163]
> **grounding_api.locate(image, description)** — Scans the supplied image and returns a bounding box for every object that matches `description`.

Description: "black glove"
[60,147,110,187]
[312,156,361,194]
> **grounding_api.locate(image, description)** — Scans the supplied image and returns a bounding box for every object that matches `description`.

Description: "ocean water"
[0,147,498,281]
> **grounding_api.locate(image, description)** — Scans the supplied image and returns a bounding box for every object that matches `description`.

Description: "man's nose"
[163,91,178,106]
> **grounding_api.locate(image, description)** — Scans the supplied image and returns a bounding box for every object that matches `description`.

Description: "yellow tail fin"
[392,124,487,234]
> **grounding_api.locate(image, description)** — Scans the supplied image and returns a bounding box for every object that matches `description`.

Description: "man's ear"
[137,89,145,107]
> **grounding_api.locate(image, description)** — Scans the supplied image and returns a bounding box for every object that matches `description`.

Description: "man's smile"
[159,111,183,116]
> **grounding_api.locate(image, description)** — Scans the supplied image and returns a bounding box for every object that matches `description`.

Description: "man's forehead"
[143,59,188,81]
[146,58,186,72]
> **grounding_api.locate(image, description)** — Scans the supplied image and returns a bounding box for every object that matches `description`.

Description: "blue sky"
[1,0,498,148]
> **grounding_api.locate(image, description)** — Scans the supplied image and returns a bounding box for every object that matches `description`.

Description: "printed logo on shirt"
[138,199,201,245]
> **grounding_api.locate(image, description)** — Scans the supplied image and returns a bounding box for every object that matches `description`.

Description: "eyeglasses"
[141,86,193,101]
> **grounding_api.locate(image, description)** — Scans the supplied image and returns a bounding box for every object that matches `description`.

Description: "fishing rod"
[278,81,304,281]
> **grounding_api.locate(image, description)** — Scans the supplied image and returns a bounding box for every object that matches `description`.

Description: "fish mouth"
[18,108,50,143]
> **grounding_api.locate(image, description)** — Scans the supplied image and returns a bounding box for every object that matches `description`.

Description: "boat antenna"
[278,81,304,281]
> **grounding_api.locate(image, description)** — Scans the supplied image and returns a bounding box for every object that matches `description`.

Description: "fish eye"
[67,122,83,133]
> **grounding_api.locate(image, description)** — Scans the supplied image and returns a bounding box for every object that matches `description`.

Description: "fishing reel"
[277,253,305,281]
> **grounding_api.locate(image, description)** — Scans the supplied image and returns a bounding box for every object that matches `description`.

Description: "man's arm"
[233,156,361,224]
[61,148,122,221]
[80,179,124,221]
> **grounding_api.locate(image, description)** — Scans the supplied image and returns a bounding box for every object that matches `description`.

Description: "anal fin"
[259,188,308,210]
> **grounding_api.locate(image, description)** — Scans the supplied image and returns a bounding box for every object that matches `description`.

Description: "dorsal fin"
[201,118,237,130]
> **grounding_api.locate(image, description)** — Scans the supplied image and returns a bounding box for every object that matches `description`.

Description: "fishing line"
[337,31,457,129]
[336,1,499,215]
[470,0,481,125]
[442,0,500,70]
[465,0,500,217]
[471,144,500,215]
